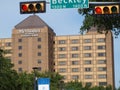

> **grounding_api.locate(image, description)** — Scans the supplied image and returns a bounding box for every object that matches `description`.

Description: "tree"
[78,0,120,37]
[16,72,34,90]
[64,80,84,90]
[0,49,18,90]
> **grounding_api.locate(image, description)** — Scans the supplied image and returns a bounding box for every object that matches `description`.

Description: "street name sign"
[50,0,89,9]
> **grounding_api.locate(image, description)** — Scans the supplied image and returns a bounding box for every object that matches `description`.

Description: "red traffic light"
[21,4,28,11]
[94,4,119,15]
[20,1,46,14]
[95,7,102,14]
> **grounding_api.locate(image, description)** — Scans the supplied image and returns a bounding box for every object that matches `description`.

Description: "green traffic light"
[36,3,41,10]
[111,6,117,13]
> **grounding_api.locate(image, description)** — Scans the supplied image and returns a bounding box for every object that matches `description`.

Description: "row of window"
[58,67,107,73]
[58,60,106,65]
[18,45,41,50]
[18,67,41,72]
[0,42,12,47]
[18,38,105,44]
[18,38,41,42]
[18,59,42,64]
[58,38,105,44]
[58,45,106,51]
[85,82,107,86]
[18,52,106,58]
[68,74,107,79]
[18,52,42,57]
[58,53,106,58]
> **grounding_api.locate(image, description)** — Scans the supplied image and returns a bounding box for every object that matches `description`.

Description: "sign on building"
[38,78,50,90]
[50,0,89,9]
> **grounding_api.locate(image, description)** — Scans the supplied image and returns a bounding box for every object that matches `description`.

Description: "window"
[38,38,41,42]
[59,54,66,58]
[38,60,42,64]
[98,53,106,57]
[85,68,92,72]
[59,47,66,51]
[99,82,107,86]
[84,60,91,64]
[98,60,106,64]
[86,82,92,86]
[98,67,107,71]
[38,52,41,56]
[18,60,22,64]
[18,46,22,50]
[72,75,79,79]
[85,75,92,79]
[58,61,66,65]
[71,46,79,51]
[84,39,91,43]
[59,68,66,73]
[71,39,79,44]
[84,53,91,57]
[6,49,12,54]
[63,75,67,79]
[18,53,22,57]
[98,74,107,79]
[72,68,79,72]
[5,42,11,47]
[18,68,22,72]
[97,38,105,42]
[84,46,91,50]
[59,40,66,44]
[37,67,42,71]
[71,61,79,65]
[98,46,106,49]
[18,39,22,42]
[72,54,79,58]
[38,45,41,49]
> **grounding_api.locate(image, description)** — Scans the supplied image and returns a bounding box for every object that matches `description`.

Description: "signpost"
[50,0,89,9]
[38,78,50,90]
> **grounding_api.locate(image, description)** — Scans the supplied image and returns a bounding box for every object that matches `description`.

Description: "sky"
[0,0,120,88]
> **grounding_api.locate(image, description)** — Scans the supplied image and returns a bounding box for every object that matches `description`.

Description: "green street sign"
[50,0,89,9]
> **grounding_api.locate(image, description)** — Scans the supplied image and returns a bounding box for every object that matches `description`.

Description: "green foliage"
[0,49,18,90]
[118,87,120,90]
[16,72,33,90]
[78,1,120,37]
[65,81,83,90]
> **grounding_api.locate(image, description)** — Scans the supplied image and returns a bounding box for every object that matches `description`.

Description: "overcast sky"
[0,0,120,88]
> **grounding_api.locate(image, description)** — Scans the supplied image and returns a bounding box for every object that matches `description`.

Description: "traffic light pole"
[32,67,38,90]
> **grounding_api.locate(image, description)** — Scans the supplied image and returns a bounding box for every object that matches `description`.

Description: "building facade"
[0,15,114,87]
[54,29,114,87]
[0,38,12,59]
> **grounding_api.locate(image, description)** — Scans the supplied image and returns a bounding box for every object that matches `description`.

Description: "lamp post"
[32,67,38,90]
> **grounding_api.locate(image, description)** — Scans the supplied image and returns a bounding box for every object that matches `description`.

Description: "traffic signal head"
[20,1,46,14]
[90,2,120,15]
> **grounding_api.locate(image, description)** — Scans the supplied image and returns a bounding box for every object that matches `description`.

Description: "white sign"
[18,29,41,37]
[38,85,49,90]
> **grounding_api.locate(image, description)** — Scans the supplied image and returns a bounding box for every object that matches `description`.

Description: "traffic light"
[90,2,120,15]
[20,1,46,14]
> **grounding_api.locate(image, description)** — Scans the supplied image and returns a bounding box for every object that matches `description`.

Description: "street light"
[32,67,39,90]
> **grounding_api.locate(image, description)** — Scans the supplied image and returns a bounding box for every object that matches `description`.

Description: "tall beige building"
[0,15,114,87]
[54,29,114,87]
[12,15,55,73]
